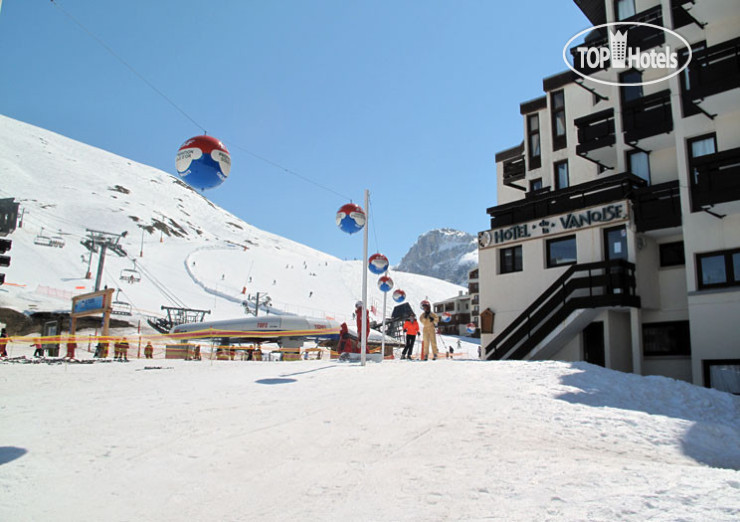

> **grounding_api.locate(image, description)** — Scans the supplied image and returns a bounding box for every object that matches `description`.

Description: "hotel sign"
[478,201,629,248]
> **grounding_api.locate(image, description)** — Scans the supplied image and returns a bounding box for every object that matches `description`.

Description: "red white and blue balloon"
[378,275,394,293]
[392,289,406,303]
[176,135,231,190]
[466,323,477,334]
[441,312,452,323]
[368,253,389,274]
[336,203,366,234]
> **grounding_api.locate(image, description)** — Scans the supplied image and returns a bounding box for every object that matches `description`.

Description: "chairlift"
[34,227,65,248]
[34,227,54,247]
[49,235,65,248]
[120,260,141,283]
[111,289,132,316]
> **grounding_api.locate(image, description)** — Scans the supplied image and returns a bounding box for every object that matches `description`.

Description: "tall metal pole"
[360,189,369,366]
[381,290,387,360]
[94,243,108,292]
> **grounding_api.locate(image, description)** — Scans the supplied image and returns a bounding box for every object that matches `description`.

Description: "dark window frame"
[530,178,543,192]
[500,245,523,274]
[687,132,718,186]
[546,235,577,268]
[659,241,685,267]
[550,90,567,151]
[620,69,643,104]
[527,114,541,170]
[678,41,707,118]
[603,225,628,261]
[626,149,651,185]
[554,160,569,190]
[614,0,636,21]
[642,321,691,357]
[696,247,740,290]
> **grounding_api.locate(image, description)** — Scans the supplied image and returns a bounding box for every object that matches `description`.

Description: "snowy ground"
[1,345,738,521]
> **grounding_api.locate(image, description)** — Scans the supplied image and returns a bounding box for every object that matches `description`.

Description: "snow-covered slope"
[0,115,464,326]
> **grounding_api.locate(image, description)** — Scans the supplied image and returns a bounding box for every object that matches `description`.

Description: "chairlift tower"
[80,229,128,291]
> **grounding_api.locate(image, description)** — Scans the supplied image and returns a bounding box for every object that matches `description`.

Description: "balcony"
[686,37,740,116]
[486,173,645,229]
[570,29,609,76]
[623,6,664,52]
[690,147,740,212]
[632,181,682,232]
[496,143,526,189]
[622,90,673,146]
[575,108,616,169]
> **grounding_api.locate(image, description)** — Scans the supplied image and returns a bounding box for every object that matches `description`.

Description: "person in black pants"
[401,315,419,359]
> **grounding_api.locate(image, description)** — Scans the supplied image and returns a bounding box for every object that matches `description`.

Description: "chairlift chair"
[111,289,132,316]
[49,235,65,248]
[34,229,54,247]
[119,260,141,283]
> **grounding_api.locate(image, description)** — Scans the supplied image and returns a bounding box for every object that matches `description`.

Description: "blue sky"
[0,0,590,264]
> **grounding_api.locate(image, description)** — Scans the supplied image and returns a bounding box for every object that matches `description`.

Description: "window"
[550,90,567,150]
[643,321,691,356]
[614,0,636,21]
[620,70,643,104]
[659,242,685,267]
[697,248,740,290]
[688,133,717,184]
[547,236,577,268]
[679,42,706,117]
[703,360,740,395]
[604,225,628,261]
[530,178,543,192]
[500,245,523,274]
[554,160,569,190]
[627,150,650,184]
[527,114,541,170]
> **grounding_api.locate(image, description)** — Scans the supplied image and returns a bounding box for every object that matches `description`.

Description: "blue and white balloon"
[378,275,394,293]
[368,253,389,274]
[336,203,366,234]
[392,289,406,303]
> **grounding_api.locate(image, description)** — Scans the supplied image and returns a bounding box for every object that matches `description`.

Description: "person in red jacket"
[65,340,77,360]
[0,328,8,358]
[401,314,419,360]
[355,300,370,343]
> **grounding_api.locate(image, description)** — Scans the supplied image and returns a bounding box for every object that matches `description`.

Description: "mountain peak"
[396,229,478,285]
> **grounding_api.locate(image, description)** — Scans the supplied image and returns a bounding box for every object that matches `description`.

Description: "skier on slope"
[419,300,439,361]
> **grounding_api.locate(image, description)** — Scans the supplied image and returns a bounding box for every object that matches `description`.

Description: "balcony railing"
[487,173,646,229]
[632,181,682,232]
[622,90,673,143]
[623,6,664,51]
[575,108,616,155]
[503,155,526,183]
[687,37,740,103]
[690,147,740,211]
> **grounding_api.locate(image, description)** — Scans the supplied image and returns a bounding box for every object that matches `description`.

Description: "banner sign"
[71,289,113,317]
[479,201,629,248]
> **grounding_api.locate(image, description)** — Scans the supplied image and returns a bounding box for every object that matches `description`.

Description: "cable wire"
[49,0,354,203]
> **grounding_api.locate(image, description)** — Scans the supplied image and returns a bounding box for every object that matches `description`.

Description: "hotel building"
[478,0,739,393]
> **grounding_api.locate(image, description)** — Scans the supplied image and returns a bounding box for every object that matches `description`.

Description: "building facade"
[478,0,739,393]
[433,291,472,336]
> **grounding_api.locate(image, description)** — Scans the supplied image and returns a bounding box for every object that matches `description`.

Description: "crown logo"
[609,30,628,68]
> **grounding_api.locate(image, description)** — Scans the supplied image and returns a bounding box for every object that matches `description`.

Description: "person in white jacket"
[418,300,439,360]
